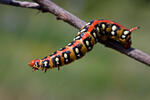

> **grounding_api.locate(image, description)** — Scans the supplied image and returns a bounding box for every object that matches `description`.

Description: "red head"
[29,59,36,67]
[29,59,41,71]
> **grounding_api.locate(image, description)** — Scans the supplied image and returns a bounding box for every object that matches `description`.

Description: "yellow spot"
[102,24,105,29]
[44,61,48,66]
[112,25,117,31]
[97,27,99,32]
[93,32,97,38]
[64,53,68,58]
[124,31,129,35]
[111,31,115,35]
[121,35,126,39]
[55,57,59,62]
[75,48,79,53]
[86,40,90,46]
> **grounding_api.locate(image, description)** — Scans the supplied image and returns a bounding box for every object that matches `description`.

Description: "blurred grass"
[0,0,150,100]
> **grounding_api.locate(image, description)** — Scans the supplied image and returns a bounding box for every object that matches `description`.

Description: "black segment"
[42,60,50,68]
[90,28,99,43]
[62,51,72,64]
[35,61,40,67]
[51,55,61,67]
[110,24,119,36]
[83,36,93,51]
[72,44,84,59]
[120,30,131,39]
[98,22,108,35]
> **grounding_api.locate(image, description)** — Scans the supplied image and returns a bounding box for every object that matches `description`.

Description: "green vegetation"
[0,0,150,100]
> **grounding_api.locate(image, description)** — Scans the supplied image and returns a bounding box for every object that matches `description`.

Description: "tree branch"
[0,0,40,9]
[32,0,86,29]
[1,0,150,66]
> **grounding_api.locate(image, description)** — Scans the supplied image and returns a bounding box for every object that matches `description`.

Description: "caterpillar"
[29,19,138,72]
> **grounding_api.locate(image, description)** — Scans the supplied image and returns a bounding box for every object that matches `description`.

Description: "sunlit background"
[0,0,150,100]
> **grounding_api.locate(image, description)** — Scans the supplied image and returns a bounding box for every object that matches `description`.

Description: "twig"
[1,0,150,66]
[32,0,86,29]
[0,0,40,9]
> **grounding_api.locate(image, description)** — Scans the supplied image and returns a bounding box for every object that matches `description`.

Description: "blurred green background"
[0,0,150,100]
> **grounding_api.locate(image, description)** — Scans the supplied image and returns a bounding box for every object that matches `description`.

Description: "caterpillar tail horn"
[129,26,139,32]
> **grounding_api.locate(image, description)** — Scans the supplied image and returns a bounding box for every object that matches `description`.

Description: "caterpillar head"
[29,59,40,71]
[118,26,139,49]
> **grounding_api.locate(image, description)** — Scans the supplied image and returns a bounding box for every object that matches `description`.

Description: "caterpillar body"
[29,19,138,72]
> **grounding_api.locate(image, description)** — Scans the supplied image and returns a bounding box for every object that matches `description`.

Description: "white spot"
[55,57,59,62]
[68,43,71,46]
[59,48,62,50]
[86,40,90,46]
[77,54,80,57]
[44,61,48,66]
[88,47,91,50]
[121,35,126,39]
[35,62,38,66]
[93,32,97,38]
[75,36,80,40]
[102,24,105,29]
[80,29,86,33]
[111,31,115,36]
[124,31,129,35]
[112,25,117,31]
[86,22,90,25]
[64,53,68,58]
[66,59,68,62]
[77,32,80,35]
[75,48,79,53]
[96,27,100,32]
[57,62,59,64]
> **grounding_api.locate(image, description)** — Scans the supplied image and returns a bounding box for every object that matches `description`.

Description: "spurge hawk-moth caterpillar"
[29,19,138,72]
